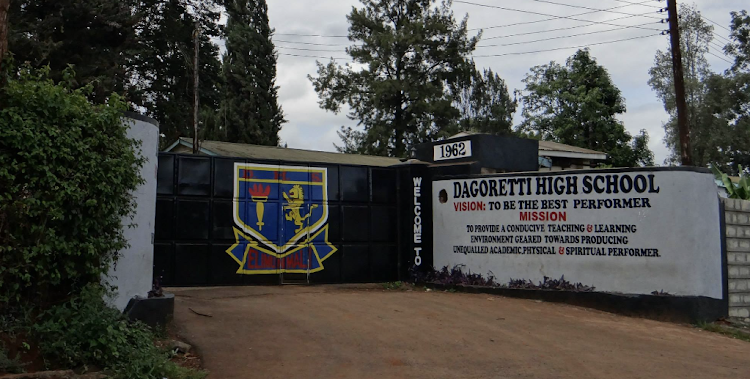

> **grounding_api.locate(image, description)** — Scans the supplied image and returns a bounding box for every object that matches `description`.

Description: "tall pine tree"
[221,0,284,145]
[8,0,139,102]
[129,0,223,147]
[0,0,9,71]
[8,0,224,146]
[451,66,516,135]
[310,0,478,158]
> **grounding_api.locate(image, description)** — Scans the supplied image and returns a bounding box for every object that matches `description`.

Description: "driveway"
[170,285,750,379]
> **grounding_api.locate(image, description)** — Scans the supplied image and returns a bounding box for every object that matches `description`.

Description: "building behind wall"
[165,134,606,172]
[164,137,402,167]
[537,140,607,171]
[446,132,607,171]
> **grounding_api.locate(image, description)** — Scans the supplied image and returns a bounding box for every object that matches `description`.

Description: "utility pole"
[666,0,692,166]
[0,0,10,75]
[192,22,200,154]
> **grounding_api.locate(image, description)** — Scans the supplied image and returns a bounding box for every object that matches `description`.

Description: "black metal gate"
[154,153,400,286]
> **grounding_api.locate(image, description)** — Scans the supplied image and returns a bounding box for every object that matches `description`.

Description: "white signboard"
[434,140,472,161]
[432,170,723,299]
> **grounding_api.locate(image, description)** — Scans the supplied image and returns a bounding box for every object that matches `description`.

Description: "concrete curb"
[424,283,725,324]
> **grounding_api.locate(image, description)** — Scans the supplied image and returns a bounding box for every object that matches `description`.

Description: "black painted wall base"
[123,293,175,328]
[425,283,726,324]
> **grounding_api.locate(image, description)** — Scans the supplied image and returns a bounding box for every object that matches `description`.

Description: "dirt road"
[171,285,750,379]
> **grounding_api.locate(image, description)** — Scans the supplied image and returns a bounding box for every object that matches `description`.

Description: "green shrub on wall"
[713,164,750,200]
[0,66,144,305]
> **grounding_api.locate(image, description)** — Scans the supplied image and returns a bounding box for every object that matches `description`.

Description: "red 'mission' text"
[520,211,567,222]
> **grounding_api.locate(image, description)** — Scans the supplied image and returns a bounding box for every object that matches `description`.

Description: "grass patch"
[697,322,750,343]
[382,281,404,290]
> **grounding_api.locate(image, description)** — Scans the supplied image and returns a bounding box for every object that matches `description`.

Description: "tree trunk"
[0,0,9,74]
[192,23,200,154]
[393,56,405,158]
[394,103,404,158]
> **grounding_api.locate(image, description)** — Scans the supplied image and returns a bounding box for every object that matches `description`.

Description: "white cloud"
[267,0,743,163]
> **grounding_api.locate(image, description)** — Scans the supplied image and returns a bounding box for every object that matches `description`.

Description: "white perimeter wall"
[432,170,723,299]
[106,116,158,311]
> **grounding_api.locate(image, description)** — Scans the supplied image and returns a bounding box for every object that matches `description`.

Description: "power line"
[274,22,661,52]
[274,39,349,47]
[701,14,732,33]
[499,0,662,19]
[481,18,659,41]
[472,33,659,57]
[709,41,730,56]
[701,15,732,44]
[275,32,348,38]
[477,22,659,48]
[275,1,659,40]
[453,0,662,32]
[652,9,733,51]
[602,0,661,8]
[708,29,731,45]
[707,50,732,65]
[277,45,343,53]
[481,12,659,40]
[279,34,661,60]
[276,24,661,53]
[278,52,349,60]
[693,14,734,46]
[274,14,659,48]
[468,1,658,31]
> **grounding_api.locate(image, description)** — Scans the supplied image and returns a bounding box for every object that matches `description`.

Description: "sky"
[264,0,744,164]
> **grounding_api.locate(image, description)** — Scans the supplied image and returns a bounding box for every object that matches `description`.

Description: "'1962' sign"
[434,140,472,161]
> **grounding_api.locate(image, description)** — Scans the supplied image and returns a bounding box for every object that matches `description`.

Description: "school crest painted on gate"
[226,163,337,274]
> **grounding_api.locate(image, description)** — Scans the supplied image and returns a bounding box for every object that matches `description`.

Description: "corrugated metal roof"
[449,132,606,157]
[169,134,607,166]
[172,138,403,167]
[537,141,604,155]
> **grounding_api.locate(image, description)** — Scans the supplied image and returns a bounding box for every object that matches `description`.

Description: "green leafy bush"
[713,164,750,200]
[0,345,25,374]
[382,281,404,290]
[33,284,205,379]
[0,66,144,305]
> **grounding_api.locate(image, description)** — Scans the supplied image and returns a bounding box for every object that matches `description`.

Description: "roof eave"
[540,150,608,161]
[163,139,219,156]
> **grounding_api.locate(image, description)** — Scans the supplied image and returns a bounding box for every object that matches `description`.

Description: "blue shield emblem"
[226,163,337,274]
